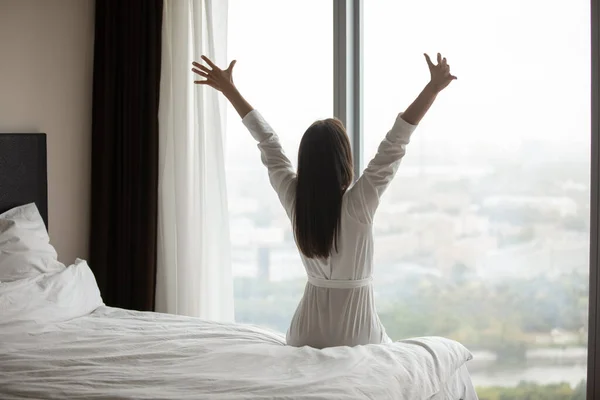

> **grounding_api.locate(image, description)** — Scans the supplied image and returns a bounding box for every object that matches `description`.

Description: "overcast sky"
[226,0,590,168]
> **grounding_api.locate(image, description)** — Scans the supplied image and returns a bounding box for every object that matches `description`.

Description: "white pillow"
[0,203,65,282]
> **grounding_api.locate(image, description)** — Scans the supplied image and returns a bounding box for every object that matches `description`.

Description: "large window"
[227,0,596,398]
[226,0,333,330]
[364,0,590,397]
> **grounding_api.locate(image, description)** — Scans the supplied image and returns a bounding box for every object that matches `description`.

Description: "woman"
[192,53,456,349]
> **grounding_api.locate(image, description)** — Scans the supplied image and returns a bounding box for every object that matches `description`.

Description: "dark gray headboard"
[0,134,48,228]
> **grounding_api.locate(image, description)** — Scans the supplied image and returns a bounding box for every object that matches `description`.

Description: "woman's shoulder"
[341,191,374,227]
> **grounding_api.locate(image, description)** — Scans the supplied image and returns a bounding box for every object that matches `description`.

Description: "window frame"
[334,1,600,397]
[588,0,600,397]
[333,0,363,178]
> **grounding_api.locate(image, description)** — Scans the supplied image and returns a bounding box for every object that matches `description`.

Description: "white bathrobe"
[242,109,417,348]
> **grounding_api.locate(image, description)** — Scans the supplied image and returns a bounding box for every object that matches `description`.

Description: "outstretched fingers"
[201,55,219,70]
[191,56,238,93]
[192,68,208,78]
[426,52,450,68]
[192,62,211,73]
[424,53,435,69]
[194,79,220,90]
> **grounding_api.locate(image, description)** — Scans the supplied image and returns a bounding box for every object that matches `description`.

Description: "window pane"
[364,0,590,397]
[226,0,333,331]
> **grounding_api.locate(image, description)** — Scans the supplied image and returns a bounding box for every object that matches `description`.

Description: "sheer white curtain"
[157,0,233,322]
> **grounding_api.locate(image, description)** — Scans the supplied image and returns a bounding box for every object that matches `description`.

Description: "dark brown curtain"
[90,0,163,311]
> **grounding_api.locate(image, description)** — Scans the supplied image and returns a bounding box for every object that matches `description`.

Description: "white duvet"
[0,262,477,399]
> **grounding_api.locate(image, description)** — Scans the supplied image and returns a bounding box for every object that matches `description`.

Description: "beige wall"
[0,0,95,263]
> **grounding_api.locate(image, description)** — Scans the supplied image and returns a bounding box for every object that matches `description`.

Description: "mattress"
[0,261,477,399]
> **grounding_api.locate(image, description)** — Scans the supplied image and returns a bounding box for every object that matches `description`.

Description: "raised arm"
[347,53,456,224]
[192,56,296,217]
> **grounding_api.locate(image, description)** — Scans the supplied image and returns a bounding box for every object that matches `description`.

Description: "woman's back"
[242,109,417,348]
[287,197,386,348]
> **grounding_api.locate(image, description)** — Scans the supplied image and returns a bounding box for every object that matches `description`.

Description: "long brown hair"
[294,118,353,259]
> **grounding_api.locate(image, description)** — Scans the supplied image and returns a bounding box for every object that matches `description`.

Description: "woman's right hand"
[424,53,457,93]
[192,55,237,95]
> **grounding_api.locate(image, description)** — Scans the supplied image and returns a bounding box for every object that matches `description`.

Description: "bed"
[0,133,478,399]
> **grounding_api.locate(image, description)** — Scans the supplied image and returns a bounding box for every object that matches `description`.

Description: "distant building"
[257,246,270,281]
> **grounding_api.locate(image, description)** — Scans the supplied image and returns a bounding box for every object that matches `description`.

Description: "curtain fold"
[90,0,163,311]
[157,0,233,321]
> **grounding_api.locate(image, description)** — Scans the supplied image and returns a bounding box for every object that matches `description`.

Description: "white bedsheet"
[0,262,477,400]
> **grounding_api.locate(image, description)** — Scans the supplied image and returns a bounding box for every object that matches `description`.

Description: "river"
[468,348,587,387]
